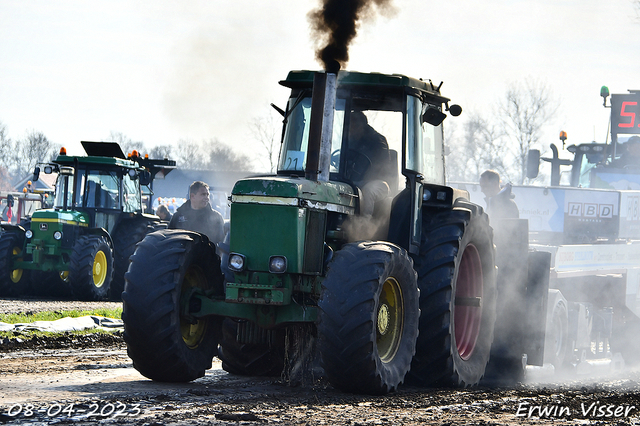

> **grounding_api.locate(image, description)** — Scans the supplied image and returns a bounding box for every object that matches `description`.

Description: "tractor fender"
[1,223,27,233]
[83,227,114,250]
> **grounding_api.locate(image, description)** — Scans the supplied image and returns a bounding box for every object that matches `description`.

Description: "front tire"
[408,203,497,387]
[69,235,114,301]
[0,232,31,296]
[318,241,419,395]
[122,230,223,382]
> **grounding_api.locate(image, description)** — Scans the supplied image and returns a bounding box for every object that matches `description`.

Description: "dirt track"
[3,298,640,425]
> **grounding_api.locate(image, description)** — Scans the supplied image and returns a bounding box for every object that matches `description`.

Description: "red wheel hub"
[454,243,483,360]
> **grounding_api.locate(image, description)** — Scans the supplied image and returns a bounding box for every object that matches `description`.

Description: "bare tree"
[14,130,56,179]
[173,139,209,169]
[498,79,557,184]
[148,145,173,160]
[445,113,509,183]
[0,167,12,191]
[0,121,13,175]
[106,131,145,156]
[249,115,280,173]
[206,139,253,171]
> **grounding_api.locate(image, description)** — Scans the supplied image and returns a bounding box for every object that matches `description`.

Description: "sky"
[1,0,639,172]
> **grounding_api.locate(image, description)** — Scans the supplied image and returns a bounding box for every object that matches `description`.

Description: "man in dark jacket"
[169,181,224,245]
[479,170,519,221]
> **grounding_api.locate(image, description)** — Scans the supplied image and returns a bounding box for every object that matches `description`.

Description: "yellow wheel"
[92,250,107,287]
[69,235,113,300]
[180,265,208,349]
[318,242,419,394]
[377,277,404,363]
[10,247,23,284]
[122,230,223,382]
[0,232,31,296]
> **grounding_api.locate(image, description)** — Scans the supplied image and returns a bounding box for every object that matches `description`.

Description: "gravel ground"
[3,297,640,425]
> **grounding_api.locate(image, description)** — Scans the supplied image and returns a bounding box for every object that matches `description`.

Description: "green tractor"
[0,142,176,300]
[123,70,501,394]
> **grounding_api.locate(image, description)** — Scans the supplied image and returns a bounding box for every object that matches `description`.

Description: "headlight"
[25,230,33,239]
[228,253,245,272]
[53,231,63,240]
[269,256,287,274]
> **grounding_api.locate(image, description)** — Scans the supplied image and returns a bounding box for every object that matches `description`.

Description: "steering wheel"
[330,149,341,169]
[330,149,372,182]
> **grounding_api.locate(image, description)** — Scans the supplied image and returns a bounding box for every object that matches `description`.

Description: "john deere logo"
[39,223,48,231]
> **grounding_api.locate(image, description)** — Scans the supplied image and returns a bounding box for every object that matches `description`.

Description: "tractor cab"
[273,70,460,252]
[278,71,449,190]
[36,149,146,234]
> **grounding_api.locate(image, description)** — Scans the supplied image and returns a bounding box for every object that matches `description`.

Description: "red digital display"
[611,93,640,135]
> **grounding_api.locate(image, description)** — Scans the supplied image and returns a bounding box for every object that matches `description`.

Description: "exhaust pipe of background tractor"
[305,70,338,182]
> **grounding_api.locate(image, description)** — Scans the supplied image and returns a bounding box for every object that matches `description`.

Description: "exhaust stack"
[305,71,337,182]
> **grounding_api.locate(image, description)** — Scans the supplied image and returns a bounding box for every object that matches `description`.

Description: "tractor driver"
[348,111,390,217]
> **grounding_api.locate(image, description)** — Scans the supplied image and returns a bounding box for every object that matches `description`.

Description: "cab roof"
[280,70,450,103]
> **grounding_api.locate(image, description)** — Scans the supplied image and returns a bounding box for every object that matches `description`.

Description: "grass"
[0,307,122,324]
[0,308,123,340]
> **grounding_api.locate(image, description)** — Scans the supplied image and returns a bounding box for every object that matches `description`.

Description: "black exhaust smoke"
[308,0,396,72]
[306,0,395,181]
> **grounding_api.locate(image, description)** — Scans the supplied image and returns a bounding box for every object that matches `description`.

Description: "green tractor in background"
[123,70,524,394]
[0,142,175,300]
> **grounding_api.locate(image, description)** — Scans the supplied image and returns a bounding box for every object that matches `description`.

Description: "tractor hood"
[231,176,356,214]
[31,209,90,227]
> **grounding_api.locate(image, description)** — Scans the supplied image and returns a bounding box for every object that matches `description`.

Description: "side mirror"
[33,167,40,182]
[139,171,152,186]
[526,149,541,179]
[423,107,447,126]
[448,104,462,117]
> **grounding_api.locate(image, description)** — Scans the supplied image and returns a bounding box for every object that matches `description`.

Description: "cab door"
[404,95,446,254]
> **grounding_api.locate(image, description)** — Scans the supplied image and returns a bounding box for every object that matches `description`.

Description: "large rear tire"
[69,235,114,301]
[318,241,419,395]
[0,232,32,297]
[122,230,223,382]
[407,203,497,387]
[111,219,166,300]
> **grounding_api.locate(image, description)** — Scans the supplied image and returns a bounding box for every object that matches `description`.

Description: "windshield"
[122,172,141,212]
[76,170,121,209]
[54,174,74,209]
[277,93,405,193]
[577,152,598,187]
[278,97,345,173]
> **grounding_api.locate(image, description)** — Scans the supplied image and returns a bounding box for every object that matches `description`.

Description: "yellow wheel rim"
[10,247,23,284]
[376,277,404,363]
[59,271,70,282]
[180,265,207,349]
[92,250,107,287]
